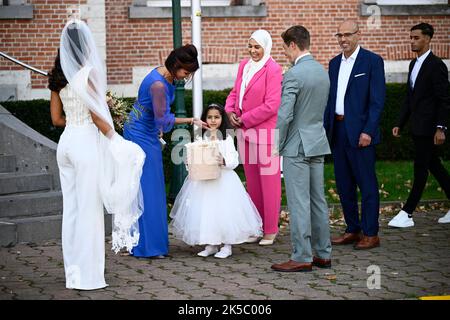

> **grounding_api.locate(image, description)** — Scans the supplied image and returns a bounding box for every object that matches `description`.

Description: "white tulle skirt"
[170,169,263,246]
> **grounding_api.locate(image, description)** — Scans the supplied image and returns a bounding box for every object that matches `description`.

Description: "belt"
[335,114,344,121]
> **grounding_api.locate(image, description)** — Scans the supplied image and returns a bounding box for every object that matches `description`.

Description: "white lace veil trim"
[60,19,145,253]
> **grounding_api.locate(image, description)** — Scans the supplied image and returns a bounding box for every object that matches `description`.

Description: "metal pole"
[0,51,48,76]
[191,0,203,140]
[169,0,189,202]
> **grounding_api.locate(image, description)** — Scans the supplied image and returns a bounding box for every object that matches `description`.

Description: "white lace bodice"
[59,85,93,126]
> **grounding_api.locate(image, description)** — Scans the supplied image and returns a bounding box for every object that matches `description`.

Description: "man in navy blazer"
[324,20,386,250]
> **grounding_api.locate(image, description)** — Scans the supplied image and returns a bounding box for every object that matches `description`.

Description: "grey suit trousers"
[283,154,332,263]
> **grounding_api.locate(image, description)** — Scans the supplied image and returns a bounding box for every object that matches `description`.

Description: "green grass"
[166,160,449,218]
[235,160,450,205]
[166,160,449,206]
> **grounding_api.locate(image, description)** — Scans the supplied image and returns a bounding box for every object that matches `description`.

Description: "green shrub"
[377,83,450,160]
[1,99,64,143]
[2,84,449,184]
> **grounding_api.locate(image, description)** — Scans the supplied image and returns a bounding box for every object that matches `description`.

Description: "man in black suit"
[389,23,450,228]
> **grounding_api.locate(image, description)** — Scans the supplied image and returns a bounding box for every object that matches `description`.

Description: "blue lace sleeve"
[150,81,175,133]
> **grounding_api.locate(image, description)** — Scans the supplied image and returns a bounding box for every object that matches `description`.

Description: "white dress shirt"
[294,52,311,65]
[335,45,360,116]
[410,49,431,89]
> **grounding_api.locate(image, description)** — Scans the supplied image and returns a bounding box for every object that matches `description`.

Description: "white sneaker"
[214,245,232,259]
[438,210,450,224]
[197,245,218,257]
[388,210,414,228]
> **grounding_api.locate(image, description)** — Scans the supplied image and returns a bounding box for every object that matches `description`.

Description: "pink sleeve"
[225,60,247,113]
[224,85,238,113]
[240,62,282,128]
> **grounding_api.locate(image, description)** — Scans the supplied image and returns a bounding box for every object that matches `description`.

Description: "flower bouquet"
[106,90,133,132]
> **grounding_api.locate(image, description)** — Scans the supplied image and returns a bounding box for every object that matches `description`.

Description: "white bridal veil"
[60,19,145,253]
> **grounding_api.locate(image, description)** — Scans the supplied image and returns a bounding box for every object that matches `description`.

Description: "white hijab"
[239,29,273,110]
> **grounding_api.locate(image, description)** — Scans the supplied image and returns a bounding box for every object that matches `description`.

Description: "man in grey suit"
[271,26,332,272]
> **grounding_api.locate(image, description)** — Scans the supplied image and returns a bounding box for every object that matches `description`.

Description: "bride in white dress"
[49,20,145,290]
[170,104,263,259]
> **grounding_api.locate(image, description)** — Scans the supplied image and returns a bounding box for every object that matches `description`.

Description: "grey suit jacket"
[276,55,331,157]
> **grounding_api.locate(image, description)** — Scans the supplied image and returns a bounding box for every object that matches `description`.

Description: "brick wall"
[0,1,88,89]
[1,0,449,88]
[106,0,450,84]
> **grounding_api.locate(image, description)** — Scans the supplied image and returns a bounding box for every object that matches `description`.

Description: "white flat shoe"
[259,234,277,246]
[438,210,450,224]
[388,210,414,228]
[197,245,218,257]
[214,245,232,259]
[258,239,274,246]
[245,236,260,243]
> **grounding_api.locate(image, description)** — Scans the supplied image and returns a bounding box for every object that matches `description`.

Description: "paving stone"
[1,210,449,299]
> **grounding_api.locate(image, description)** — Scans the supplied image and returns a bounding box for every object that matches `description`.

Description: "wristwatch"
[437,125,447,132]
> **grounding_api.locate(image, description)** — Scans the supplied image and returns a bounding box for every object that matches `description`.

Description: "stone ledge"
[129,5,267,19]
[360,3,450,16]
[0,5,33,20]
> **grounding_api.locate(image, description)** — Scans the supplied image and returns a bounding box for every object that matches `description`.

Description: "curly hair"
[165,44,199,78]
[48,50,68,92]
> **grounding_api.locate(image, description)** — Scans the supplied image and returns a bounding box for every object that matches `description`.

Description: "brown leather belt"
[335,114,344,121]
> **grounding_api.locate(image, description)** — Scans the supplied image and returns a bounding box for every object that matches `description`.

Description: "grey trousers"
[283,155,332,263]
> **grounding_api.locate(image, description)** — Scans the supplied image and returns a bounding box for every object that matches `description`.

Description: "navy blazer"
[324,47,386,148]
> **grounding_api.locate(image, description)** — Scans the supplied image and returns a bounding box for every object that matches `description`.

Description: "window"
[361,0,450,16]
[0,0,33,19]
[129,0,266,19]
[376,0,447,4]
[145,0,232,6]
[2,0,28,5]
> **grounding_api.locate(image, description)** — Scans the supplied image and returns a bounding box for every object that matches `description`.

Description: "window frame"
[129,0,266,19]
[0,0,33,19]
[361,0,450,16]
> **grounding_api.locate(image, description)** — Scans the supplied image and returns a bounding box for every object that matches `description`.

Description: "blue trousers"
[332,121,380,236]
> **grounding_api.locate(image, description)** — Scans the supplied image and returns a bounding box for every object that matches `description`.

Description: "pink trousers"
[238,137,281,234]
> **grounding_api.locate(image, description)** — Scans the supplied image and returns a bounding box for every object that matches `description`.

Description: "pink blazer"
[225,57,282,145]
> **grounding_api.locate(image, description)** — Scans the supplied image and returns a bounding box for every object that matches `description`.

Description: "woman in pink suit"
[225,29,282,245]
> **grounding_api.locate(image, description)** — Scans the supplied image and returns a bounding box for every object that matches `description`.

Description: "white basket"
[185,140,221,181]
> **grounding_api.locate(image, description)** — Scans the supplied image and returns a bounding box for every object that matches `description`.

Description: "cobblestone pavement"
[0,211,449,300]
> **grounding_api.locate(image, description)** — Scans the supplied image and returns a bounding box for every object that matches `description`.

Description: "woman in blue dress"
[123,44,206,258]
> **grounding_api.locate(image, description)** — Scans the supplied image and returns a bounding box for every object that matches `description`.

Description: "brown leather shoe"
[312,256,332,268]
[331,232,362,245]
[354,236,380,250]
[271,260,312,272]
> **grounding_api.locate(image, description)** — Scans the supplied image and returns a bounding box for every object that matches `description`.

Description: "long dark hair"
[201,103,232,139]
[48,50,68,92]
[165,44,199,78]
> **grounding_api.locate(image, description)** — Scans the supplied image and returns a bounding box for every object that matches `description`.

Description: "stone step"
[13,214,63,245]
[0,220,16,247]
[0,191,62,218]
[0,214,112,247]
[0,155,16,173]
[0,172,53,195]
[0,214,62,246]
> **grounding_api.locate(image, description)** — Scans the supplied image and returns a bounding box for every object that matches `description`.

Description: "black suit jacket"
[397,51,450,137]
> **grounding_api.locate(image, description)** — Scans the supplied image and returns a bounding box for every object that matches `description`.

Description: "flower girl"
[170,103,263,258]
